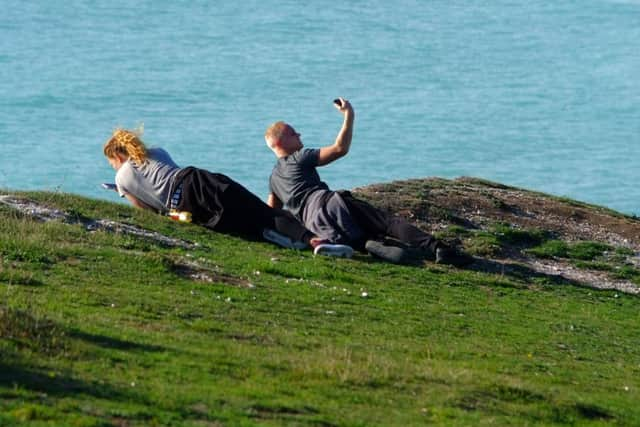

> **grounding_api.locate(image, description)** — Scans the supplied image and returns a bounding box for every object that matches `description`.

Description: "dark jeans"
[338,191,438,252]
[215,181,313,243]
[177,168,313,244]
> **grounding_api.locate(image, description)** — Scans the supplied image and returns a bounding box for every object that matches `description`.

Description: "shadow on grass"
[0,358,142,404]
[1,308,166,356]
[68,329,167,353]
[0,271,44,287]
[247,403,336,426]
[455,384,615,423]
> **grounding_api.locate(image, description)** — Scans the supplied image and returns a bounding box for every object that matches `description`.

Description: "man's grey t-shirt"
[115,147,181,212]
[269,148,329,218]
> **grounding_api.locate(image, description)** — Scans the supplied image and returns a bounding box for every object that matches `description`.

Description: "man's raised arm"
[317,98,355,166]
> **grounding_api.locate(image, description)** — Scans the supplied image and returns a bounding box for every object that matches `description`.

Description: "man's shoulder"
[298,147,318,157]
[284,148,318,165]
[272,149,319,179]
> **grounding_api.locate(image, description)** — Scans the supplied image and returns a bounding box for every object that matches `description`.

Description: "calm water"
[1,1,639,214]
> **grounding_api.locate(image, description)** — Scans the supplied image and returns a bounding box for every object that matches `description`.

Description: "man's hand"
[333,97,353,116]
[318,97,355,166]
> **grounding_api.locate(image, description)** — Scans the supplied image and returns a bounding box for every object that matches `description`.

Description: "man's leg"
[338,191,438,253]
[339,191,473,266]
[313,193,364,245]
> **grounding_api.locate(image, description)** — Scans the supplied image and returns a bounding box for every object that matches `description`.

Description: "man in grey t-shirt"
[269,147,363,245]
[265,98,472,266]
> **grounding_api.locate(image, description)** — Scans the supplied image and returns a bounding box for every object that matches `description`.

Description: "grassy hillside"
[1,189,639,426]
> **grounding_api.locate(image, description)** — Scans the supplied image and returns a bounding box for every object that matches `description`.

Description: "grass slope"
[1,191,639,426]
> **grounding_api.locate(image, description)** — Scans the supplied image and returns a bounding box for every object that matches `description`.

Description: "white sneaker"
[313,243,354,258]
[262,229,308,250]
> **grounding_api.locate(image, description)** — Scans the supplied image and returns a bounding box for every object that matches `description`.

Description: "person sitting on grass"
[103,128,353,257]
[264,98,472,266]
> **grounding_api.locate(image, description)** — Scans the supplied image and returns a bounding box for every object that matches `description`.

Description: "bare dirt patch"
[171,258,255,288]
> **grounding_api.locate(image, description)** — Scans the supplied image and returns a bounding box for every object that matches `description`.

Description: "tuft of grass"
[611,265,640,284]
[464,231,502,257]
[527,240,570,258]
[491,223,549,246]
[569,241,614,260]
[435,225,472,241]
[573,261,615,272]
[615,247,636,257]
[527,240,613,261]
[463,223,550,257]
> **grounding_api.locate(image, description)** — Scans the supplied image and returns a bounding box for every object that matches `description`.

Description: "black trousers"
[215,181,314,243]
[177,167,313,244]
[338,191,438,252]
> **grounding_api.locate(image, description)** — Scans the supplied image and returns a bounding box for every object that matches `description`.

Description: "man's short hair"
[264,121,289,142]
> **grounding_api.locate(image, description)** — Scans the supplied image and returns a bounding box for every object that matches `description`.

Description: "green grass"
[462,223,549,257]
[1,192,639,426]
[526,240,613,261]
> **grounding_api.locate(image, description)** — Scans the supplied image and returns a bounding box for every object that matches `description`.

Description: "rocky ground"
[353,177,640,295]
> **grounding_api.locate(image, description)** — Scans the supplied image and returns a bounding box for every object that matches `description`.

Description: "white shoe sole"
[313,244,354,258]
[262,229,307,250]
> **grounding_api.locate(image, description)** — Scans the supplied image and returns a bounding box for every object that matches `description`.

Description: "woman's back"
[115,147,180,212]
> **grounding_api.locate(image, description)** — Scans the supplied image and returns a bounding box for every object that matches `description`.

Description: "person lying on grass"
[264,98,471,266]
[103,128,352,257]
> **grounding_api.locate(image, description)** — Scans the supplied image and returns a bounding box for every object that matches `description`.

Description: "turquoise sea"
[1,1,639,214]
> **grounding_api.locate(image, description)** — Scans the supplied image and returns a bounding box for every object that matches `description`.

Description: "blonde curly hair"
[103,128,148,165]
